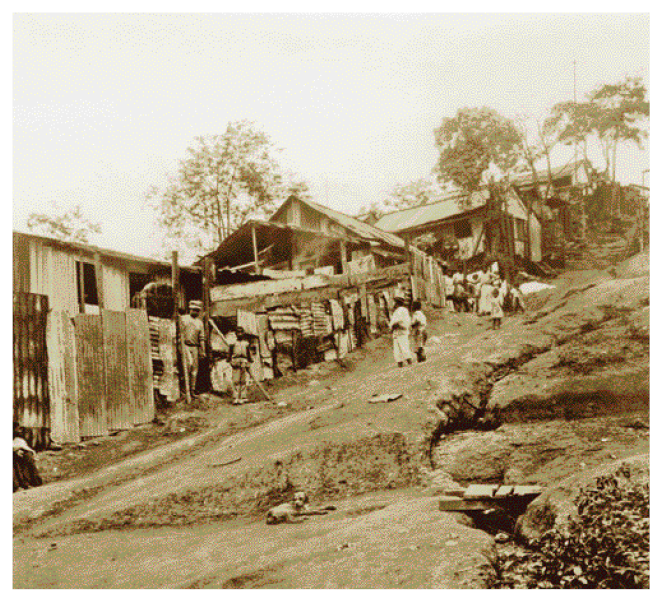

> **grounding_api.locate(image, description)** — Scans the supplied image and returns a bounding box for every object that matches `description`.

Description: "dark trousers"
[13,451,42,492]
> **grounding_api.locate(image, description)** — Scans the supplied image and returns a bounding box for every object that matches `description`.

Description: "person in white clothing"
[411,301,428,362]
[389,296,413,367]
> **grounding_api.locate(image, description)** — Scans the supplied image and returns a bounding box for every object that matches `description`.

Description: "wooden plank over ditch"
[102,309,132,430]
[47,310,80,443]
[74,314,108,437]
[126,308,155,424]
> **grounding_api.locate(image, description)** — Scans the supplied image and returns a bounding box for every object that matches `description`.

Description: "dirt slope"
[14,254,649,588]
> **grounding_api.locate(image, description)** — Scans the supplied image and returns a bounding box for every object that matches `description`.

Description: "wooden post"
[77,261,86,314]
[404,234,412,275]
[171,251,190,403]
[339,240,348,275]
[171,251,180,320]
[94,252,104,310]
[202,257,211,356]
[251,224,261,275]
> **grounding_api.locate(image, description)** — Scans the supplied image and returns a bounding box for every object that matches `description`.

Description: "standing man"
[181,300,205,395]
[389,295,413,367]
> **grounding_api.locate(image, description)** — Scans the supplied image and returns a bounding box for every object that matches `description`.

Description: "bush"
[487,465,649,589]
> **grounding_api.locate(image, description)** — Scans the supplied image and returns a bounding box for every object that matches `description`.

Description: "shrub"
[487,465,649,589]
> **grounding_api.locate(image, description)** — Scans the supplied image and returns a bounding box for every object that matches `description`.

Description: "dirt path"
[14,259,649,588]
[14,489,491,589]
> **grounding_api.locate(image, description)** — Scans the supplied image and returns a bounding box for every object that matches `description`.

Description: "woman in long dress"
[478,271,493,315]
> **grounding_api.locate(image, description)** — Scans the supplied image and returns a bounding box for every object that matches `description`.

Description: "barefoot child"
[490,287,504,329]
[411,301,428,362]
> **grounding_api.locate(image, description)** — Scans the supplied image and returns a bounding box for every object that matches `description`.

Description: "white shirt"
[389,306,411,333]
[411,310,427,330]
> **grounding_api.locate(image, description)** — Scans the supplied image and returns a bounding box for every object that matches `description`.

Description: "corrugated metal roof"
[373,190,489,233]
[13,230,199,271]
[272,197,405,249]
[510,159,591,189]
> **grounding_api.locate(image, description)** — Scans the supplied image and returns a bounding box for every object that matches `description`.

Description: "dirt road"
[13,257,649,588]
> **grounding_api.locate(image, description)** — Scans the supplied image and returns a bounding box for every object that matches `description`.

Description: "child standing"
[411,301,428,362]
[389,296,413,367]
[490,287,504,330]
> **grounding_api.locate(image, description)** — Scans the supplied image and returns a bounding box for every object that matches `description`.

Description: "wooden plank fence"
[74,314,108,438]
[103,310,133,430]
[47,311,80,443]
[126,308,155,424]
[43,308,157,443]
[13,292,50,449]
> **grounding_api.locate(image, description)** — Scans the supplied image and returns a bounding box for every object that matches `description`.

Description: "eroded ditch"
[26,298,649,549]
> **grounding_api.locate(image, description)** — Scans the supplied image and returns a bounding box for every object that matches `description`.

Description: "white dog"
[266,491,336,525]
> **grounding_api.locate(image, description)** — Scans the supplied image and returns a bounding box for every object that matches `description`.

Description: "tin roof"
[13,230,199,271]
[271,196,405,249]
[373,189,490,233]
[509,159,593,190]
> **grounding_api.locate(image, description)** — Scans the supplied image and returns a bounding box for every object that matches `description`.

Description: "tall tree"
[548,76,649,182]
[434,107,521,203]
[588,75,649,183]
[434,107,521,267]
[27,204,102,243]
[147,120,287,256]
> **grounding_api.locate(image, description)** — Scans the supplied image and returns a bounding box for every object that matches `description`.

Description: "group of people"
[445,266,525,330]
[180,300,269,405]
[388,296,428,367]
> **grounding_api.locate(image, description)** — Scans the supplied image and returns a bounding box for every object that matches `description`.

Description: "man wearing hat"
[181,300,205,395]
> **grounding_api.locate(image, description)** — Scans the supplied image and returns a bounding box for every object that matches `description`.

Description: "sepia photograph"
[12,10,650,589]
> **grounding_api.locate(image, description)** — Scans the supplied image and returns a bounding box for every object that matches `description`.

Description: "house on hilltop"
[372,186,542,267]
[204,195,409,278]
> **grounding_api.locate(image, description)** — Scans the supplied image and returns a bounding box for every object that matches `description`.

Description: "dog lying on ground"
[266,491,336,525]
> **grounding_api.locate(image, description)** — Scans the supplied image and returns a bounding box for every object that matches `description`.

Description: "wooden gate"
[13,292,50,449]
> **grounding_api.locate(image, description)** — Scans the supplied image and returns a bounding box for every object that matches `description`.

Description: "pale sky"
[13,13,650,264]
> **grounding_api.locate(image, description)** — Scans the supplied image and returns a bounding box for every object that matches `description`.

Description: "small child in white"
[490,287,504,329]
[410,301,428,362]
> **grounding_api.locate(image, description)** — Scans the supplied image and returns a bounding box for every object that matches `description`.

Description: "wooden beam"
[171,251,180,320]
[94,252,104,310]
[339,239,348,275]
[202,257,212,355]
[77,261,86,314]
[251,224,261,275]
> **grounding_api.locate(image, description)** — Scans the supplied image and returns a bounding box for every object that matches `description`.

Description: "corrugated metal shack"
[200,196,445,390]
[373,186,543,267]
[12,231,200,447]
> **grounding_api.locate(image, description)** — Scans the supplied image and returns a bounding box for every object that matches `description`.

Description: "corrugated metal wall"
[18,235,131,315]
[47,310,80,444]
[103,262,130,311]
[13,292,50,449]
[126,309,155,424]
[103,310,133,430]
[74,314,109,438]
[46,308,156,444]
[28,239,80,314]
